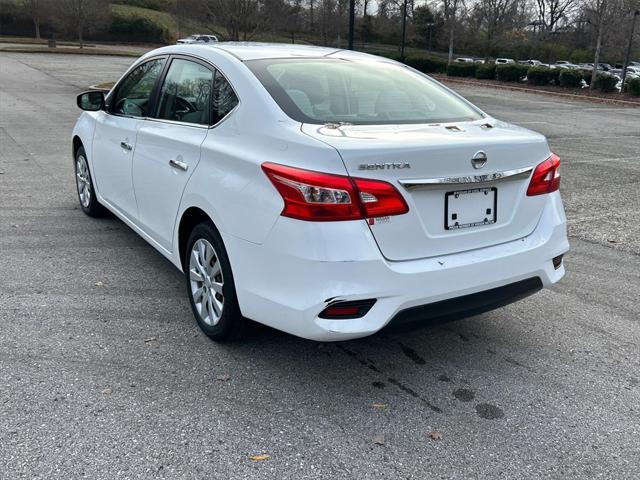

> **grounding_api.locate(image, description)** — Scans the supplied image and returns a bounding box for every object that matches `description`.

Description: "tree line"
[2,0,638,63]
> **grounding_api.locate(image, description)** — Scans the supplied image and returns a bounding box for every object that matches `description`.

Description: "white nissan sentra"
[72,43,569,341]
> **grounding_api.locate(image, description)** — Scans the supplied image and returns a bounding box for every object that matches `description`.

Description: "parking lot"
[1,52,639,479]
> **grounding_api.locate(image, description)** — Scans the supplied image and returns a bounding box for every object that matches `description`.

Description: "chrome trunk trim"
[398,166,533,190]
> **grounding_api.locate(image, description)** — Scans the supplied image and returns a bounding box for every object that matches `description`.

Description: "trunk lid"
[301,120,552,261]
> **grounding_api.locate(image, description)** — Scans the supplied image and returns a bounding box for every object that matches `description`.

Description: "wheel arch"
[178,206,216,270]
[72,135,84,159]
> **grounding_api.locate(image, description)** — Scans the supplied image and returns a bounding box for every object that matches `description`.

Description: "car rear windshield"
[245,58,484,125]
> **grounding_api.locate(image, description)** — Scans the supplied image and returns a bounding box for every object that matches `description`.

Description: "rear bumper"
[224,192,569,341]
[387,277,542,330]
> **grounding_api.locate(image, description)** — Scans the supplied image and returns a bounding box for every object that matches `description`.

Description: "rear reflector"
[527,153,561,196]
[262,163,408,221]
[319,299,376,319]
[552,254,563,269]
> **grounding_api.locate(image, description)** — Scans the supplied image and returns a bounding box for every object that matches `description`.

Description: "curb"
[435,75,640,107]
[89,84,114,91]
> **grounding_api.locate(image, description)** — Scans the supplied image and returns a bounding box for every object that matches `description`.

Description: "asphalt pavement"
[1,52,639,479]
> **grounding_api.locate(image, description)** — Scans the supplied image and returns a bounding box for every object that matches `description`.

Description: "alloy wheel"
[189,238,224,326]
[75,154,91,208]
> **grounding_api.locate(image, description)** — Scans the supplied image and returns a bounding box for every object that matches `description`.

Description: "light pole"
[621,9,639,93]
[348,0,355,50]
[400,0,408,60]
[426,22,435,53]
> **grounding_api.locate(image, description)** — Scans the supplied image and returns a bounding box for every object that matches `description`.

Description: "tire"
[74,146,105,217]
[184,222,245,341]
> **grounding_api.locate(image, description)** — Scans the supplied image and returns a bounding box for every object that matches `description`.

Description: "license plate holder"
[445,187,497,230]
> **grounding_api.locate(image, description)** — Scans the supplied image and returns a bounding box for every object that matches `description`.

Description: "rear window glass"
[246,58,483,125]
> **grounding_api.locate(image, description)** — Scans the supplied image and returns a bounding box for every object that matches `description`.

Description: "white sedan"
[176,34,218,44]
[73,43,569,341]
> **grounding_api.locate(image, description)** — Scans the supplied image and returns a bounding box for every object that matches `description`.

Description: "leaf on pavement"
[429,431,443,441]
[102,388,112,395]
[372,403,387,409]
[373,434,385,445]
[94,281,104,287]
[144,336,158,343]
[248,454,270,461]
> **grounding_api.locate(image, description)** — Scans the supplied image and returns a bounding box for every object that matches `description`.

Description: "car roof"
[194,42,343,61]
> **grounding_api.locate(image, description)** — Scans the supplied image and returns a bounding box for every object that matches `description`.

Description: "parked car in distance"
[608,69,623,79]
[629,61,640,67]
[495,58,515,65]
[177,34,219,44]
[554,60,578,69]
[455,57,475,63]
[72,43,569,342]
[598,63,613,71]
[625,66,640,76]
[519,59,542,66]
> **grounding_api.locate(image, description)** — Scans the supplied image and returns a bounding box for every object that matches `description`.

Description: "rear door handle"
[169,159,188,171]
[120,141,133,151]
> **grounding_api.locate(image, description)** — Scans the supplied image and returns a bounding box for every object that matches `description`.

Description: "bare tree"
[309,0,316,29]
[363,0,370,15]
[214,0,296,41]
[20,0,50,40]
[586,0,619,87]
[534,0,577,31]
[201,0,264,40]
[474,0,522,58]
[55,0,107,48]
[173,0,206,39]
[443,0,463,64]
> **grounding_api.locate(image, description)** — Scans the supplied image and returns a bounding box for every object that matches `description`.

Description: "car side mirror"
[77,91,105,111]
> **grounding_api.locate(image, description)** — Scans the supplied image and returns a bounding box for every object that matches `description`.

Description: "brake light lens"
[262,162,409,221]
[527,153,561,196]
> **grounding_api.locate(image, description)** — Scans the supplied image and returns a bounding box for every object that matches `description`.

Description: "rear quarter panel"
[176,46,349,246]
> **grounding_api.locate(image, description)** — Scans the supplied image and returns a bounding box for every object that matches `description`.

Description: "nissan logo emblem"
[471,151,488,169]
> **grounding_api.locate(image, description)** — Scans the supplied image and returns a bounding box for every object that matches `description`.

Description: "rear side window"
[246,58,483,125]
[111,58,165,117]
[156,59,214,125]
[211,69,239,124]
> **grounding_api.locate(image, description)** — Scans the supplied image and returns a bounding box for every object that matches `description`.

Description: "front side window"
[246,58,484,125]
[211,69,239,124]
[111,58,165,117]
[156,59,213,125]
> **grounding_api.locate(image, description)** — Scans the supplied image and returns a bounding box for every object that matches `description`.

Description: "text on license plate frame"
[445,187,498,230]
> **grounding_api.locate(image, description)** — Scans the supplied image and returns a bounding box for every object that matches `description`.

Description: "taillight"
[527,153,560,196]
[261,162,409,221]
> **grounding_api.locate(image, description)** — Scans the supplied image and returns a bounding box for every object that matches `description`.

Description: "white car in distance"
[519,59,542,66]
[73,43,569,341]
[177,34,219,44]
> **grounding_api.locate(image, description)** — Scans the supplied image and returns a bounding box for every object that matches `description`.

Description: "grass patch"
[0,46,140,56]
[110,4,175,30]
[0,35,94,47]
[110,4,176,42]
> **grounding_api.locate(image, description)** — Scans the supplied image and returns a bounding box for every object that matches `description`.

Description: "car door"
[91,57,166,221]
[133,57,236,251]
